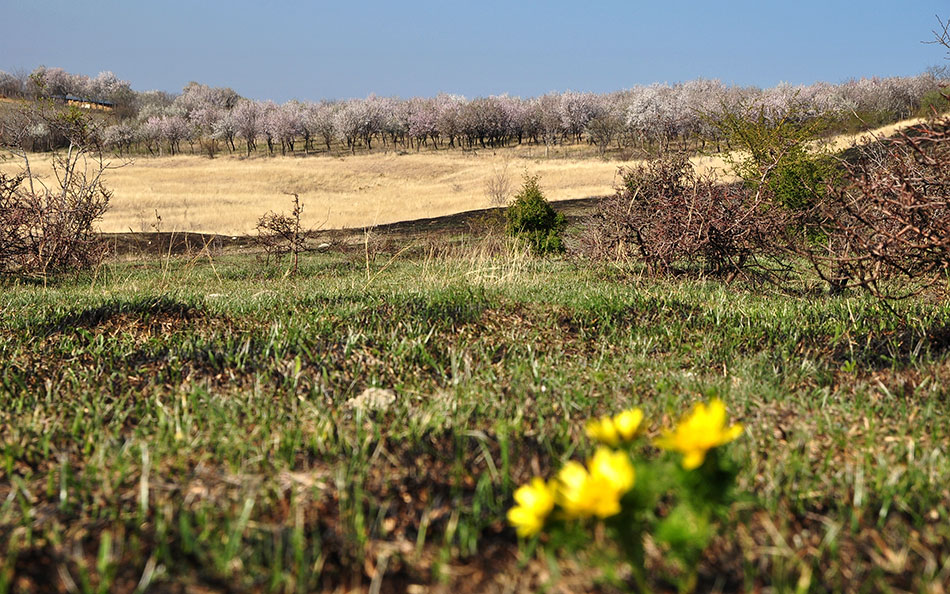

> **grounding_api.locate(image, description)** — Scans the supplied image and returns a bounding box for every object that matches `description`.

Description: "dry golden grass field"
[0,118,924,235]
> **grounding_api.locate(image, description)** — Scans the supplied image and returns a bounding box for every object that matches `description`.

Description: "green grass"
[2,249,950,592]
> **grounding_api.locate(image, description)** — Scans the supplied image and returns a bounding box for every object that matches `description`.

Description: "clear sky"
[2,0,948,101]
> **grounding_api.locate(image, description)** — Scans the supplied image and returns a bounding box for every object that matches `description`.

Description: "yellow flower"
[585,408,644,446]
[556,447,635,519]
[507,477,555,537]
[589,447,635,492]
[655,398,743,470]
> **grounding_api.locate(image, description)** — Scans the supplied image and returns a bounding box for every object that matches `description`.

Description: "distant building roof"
[52,94,115,107]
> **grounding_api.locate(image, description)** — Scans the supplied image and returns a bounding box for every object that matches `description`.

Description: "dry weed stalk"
[462,230,535,285]
[485,159,513,207]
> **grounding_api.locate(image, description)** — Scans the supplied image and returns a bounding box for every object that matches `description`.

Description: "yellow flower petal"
[653,430,677,451]
[682,449,706,470]
[555,449,634,519]
[723,423,744,443]
[508,477,555,537]
[558,461,589,491]
[556,461,591,517]
[507,506,544,537]
[587,484,623,518]
[589,447,635,493]
[586,416,620,446]
[614,408,644,441]
[655,399,743,470]
[586,408,644,446]
[514,477,554,512]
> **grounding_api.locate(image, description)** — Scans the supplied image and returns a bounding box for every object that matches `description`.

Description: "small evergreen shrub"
[505,174,566,255]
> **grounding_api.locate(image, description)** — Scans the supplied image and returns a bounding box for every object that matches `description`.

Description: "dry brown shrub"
[0,102,116,277]
[803,115,950,297]
[255,193,306,273]
[0,150,111,276]
[582,153,792,281]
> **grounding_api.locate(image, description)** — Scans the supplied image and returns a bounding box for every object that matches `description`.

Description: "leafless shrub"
[582,153,792,280]
[802,117,950,297]
[255,193,305,274]
[0,114,113,277]
[0,172,29,270]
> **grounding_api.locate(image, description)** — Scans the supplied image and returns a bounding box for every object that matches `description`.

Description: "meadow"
[4,15,950,593]
[2,232,950,592]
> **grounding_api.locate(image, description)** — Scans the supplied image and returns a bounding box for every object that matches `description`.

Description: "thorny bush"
[803,114,950,297]
[0,147,111,276]
[582,153,792,281]
[711,98,837,211]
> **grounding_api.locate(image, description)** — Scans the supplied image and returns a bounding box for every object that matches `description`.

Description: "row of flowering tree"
[0,66,941,158]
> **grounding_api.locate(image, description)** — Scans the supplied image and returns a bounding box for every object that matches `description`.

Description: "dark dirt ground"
[102,196,606,259]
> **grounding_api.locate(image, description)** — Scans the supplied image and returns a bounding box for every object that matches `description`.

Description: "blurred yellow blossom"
[507,477,555,537]
[655,398,743,470]
[585,408,644,446]
[557,447,635,518]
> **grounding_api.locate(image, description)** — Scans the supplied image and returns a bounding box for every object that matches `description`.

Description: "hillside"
[0,117,927,236]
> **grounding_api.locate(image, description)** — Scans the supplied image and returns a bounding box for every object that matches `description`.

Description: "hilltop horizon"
[1,63,943,105]
[2,0,947,103]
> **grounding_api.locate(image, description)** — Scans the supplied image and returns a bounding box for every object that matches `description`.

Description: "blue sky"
[2,0,948,101]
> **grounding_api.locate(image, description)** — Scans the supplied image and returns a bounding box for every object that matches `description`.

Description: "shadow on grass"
[38,295,209,336]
